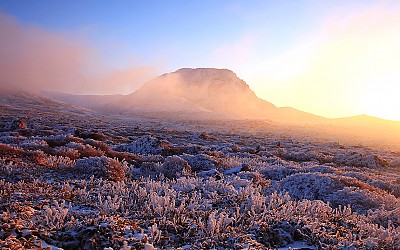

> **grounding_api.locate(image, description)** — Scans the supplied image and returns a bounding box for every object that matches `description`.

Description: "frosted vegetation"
[1,108,400,249]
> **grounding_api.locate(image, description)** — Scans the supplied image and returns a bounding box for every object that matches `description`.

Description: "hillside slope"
[46,68,324,122]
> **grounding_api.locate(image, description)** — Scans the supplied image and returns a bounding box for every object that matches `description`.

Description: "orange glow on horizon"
[249,1,400,122]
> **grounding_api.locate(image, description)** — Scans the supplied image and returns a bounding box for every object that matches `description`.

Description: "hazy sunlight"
[1,2,400,249]
[359,76,400,121]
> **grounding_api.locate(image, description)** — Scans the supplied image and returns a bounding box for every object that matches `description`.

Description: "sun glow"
[249,1,400,121]
[358,74,400,121]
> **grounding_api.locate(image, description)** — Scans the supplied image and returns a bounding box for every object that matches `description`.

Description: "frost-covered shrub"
[67,142,104,158]
[106,150,140,164]
[76,156,125,181]
[335,175,381,194]
[279,173,342,200]
[140,162,163,176]
[328,187,381,213]
[329,183,399,214]
[0,143,23,157]
[141,155,164,163]
[147,191,177,217]
[160,155,191,179]
[229,152,260,160]
[171,176,198,192]
[160,142,187,156]
[241,146,258,154]
[185,144,205,154]
[278,148,321,162]
[250,172,272,188]
[231,143,242,153]
[24,150,48,165]
[115,135,162,155]
[389,158,400,168]
[193,132,217,140]
[224,164,253,175]
[45,155,75,168]
[0,134,23,144]
[74,129,107,141]
[333,152,384,168]
[19,139,48,150]
[0,145,48,165]
[257,151,274,158]
[230,176,251,188]
[218,155,245,170]
[37,200,71,230]
[1,118,26,131]
[0,158,14,176]
[371,179,400,197]
[260,164,300,181]
[218,143,242,154]
[45,135,69,148]
[54,146,80,160]
[367,207,400,227]
[97,194,124,214]
[181,153,219,171]
[202,177,238,196]
[84,138,110,152]
[302,164,337,174]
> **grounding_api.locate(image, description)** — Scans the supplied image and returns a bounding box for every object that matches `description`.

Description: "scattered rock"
[197,169,223,180]
[224,164,253,175]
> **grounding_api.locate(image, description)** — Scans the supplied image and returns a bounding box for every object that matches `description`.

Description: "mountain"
[3,69,399,150]
[334,114,400,130]
[46,68,324,122]
[124,68,276,116]
[45,91,125,110]
[0,88,99,132]
[0,88,92,116]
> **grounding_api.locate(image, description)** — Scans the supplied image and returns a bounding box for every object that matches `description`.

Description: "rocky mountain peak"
[138,67,253,95]
[172,68,248,89]
[128,68,276,117]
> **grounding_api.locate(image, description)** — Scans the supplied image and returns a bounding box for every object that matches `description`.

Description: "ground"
[1,105,400,249]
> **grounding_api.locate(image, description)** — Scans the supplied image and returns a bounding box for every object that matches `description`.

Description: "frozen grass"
[1,103,400,249]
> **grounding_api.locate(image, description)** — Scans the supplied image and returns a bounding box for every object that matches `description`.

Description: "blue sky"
[1,0,399,120]
[0,1,325,69]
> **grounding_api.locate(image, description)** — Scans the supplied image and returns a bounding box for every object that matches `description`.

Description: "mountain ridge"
[43,68,400,125]
[123,68,283,119]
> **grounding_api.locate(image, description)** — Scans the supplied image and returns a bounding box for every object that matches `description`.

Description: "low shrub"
[75,156,125,181]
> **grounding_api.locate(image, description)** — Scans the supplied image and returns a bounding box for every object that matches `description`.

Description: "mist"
[0,12,156,95]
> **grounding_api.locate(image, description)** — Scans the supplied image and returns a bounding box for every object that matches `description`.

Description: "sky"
[0,0,399,121]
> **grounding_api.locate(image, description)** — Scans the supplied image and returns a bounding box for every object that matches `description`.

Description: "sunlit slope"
[123,68,324,122]
[334,114,400,128]
[0,89,93,116]
[43,68,397,127]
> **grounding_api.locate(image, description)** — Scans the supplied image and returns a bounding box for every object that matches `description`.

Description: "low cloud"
[0,12,156,94]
